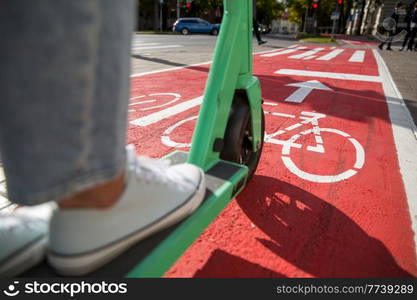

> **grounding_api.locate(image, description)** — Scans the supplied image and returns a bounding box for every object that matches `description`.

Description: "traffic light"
[312,0,319,9]
[337,0,343,4]
[186,3,191,8]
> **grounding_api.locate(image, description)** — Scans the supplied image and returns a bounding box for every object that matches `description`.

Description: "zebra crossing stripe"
[349,50,365,62]
[316,49,345,61]
[261,46,307,57]
[289,48,325,59]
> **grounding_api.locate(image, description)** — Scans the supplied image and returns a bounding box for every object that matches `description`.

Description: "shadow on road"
[232,175,413,277]
[194,249,287,278]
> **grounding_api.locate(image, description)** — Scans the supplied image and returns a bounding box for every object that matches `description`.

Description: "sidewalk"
[378,50,417,127]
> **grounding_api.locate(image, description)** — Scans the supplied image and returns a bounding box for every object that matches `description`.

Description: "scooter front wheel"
[220,94,264,181]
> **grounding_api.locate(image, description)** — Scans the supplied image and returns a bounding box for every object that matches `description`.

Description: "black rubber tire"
[211,28,219,35]
[220,94,265,181]
[181,28,189,35]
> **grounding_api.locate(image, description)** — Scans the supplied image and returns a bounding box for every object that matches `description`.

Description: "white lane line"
[271,112,296,118]
[130,46,299,78]
[131,43,161,47]
[255,44,297,55]
[130,96,203,127]
[316,49,345,61]
[263,102,278,106]
[261,46,307,57]
[289,48,324,59]
[303,55,316,60]
[349,50,365,62]
[341,39,356,46]
[132,45,183,51]
[374,49,417,252]
[274,69,382,82]
[131,61,212,78]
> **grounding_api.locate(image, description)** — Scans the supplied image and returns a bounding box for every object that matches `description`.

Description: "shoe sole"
[0,236,47,277]
[47,169,206,276]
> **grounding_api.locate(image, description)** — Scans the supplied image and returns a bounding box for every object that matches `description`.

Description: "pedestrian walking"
[400,3,417,51]
[253,0,267,45]
[379,2,403,50]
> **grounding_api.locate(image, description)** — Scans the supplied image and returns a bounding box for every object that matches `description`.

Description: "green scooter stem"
[188,0,263,171]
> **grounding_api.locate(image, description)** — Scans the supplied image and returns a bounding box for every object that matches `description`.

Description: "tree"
[286,0,355,33]
[255,0,285,25]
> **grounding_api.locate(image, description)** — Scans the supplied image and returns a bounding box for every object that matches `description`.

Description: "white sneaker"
[47,145,206,276]
[0,203,55,277]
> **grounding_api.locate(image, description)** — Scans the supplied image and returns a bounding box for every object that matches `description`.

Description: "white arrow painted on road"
[284,80,332,103]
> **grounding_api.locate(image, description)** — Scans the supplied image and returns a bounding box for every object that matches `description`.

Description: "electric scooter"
[24,0,264,277]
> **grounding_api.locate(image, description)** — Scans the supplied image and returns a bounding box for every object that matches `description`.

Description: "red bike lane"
[127,45,417,277]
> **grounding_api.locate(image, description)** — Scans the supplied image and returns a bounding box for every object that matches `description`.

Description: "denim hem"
[9,162,126,206]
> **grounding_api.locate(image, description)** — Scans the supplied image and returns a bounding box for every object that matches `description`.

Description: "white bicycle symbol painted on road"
[130,93,365,183]
[129,93,181,112]
[265,109,365,183]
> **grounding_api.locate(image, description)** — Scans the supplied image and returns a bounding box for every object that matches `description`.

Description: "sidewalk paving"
[378,49,417,127]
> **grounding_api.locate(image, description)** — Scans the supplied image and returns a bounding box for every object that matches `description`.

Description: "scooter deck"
[23,151,248,277]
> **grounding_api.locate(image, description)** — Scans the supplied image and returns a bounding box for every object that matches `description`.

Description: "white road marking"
[316,49,345,61]
[289,48,324,59]
[255,45,297,56]
[132,45,183,51]
[161,115,198,148]
[135,93,181,111]
[269,112,296,118]
[263,102,278,106]
[275,69,382,82]
[131,43,161,47]
[303,55,317,60]
[130,46,298,78]
[129,100,156,106]
[349,50,365,62]
[284,80,332,103]
[131,61,212,78]
[261,46,307,57]
[130,96,203,127]
[281,128,364,183]
[341,39,356,46]
[374,49,417,252]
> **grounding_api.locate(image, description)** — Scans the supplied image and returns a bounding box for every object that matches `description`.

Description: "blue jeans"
[0,0,135,205]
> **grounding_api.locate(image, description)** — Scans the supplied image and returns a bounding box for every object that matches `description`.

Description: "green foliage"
[286,0,353,28]
[256,0,285,24]
[286,0,309,24]
[301,36,336,43]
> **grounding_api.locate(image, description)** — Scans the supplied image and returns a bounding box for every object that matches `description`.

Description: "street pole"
[177,0,180,20]
[331,17,336,40]
[303,5,309,32]
[159,0,163,32]
[137,0,140,31]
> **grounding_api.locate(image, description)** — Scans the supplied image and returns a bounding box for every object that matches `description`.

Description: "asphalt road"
[126,42,417,277]
[130,33,296,74]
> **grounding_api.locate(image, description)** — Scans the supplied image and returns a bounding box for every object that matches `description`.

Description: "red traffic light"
[337,0,343,4]
[186,3,191,8]
[312,3,318,8]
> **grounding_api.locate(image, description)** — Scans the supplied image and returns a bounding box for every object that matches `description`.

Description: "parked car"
[172,18,220,35]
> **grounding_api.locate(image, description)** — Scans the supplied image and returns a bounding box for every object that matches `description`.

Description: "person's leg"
[378,41,386,49]
[0,0,130,207]
[253,18,261,43]
[407,28,417,50]
[400,29,410,50]
[0,0,205,276]
[0,0,131,276]
[386,30,395,50]
[253,18,266,45]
